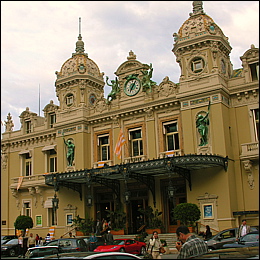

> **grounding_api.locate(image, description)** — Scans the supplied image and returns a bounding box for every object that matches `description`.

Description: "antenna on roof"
[39,84,41,116]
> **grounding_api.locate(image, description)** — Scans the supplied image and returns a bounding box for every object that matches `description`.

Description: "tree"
[14,215,33,235]
[172,203,201,226]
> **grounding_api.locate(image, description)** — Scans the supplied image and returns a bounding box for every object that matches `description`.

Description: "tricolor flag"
[114,129,126,160]
[165,150,174,157]
[97,161,105,168]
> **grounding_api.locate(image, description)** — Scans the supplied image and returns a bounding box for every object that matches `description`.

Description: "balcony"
[240,142,259,161]
[10,174,47,190]
[124,155,147,163]
[93,160,113,169]
[159,150,182,158]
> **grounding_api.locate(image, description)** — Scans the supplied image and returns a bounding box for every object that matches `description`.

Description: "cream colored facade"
[1,1,258,238]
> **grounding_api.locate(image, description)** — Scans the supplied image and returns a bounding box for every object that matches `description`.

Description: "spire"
[75,17,85,54]
[190,1,205,16]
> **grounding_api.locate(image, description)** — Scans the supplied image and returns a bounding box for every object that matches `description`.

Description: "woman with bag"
[148,231,164,259]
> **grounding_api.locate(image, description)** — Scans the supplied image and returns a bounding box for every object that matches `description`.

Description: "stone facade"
[1,1,258,238]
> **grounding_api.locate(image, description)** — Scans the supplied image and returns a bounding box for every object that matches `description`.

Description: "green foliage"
[106,208,126,230]
[138,206,164,229]
[172,203,201,226]
[72,215,94,235]
[14,215,33,233]
[135,231,148,243]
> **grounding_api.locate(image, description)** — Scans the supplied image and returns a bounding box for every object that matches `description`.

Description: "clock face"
[124,79,141,96]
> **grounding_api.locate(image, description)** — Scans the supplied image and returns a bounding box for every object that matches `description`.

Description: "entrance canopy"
[45,154,228,206]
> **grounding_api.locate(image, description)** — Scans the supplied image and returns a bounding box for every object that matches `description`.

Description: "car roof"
[29,246,59,250]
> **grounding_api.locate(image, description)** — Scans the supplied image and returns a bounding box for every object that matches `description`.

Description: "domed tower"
[55,18,105,111]
[172,1,233,95]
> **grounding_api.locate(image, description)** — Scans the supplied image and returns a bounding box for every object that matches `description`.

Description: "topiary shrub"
[172,203,201,226]
[14,215,33,235]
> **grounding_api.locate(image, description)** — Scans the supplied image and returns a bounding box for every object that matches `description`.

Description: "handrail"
[60,227,77,238]
[198,222,219,233]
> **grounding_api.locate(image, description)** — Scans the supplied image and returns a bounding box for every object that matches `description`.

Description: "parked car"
[94,239,147,255]
[43,251,142,259]
[189,246,259,259]
[45,238,88,253]
[25,246,60,259]
[1,238,20,257]
[223,231,259,248]
[82,236,105,251]
[205,226,258,250]
[1,235,18,244]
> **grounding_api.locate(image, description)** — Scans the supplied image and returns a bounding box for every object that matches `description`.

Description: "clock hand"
[130,82,136,92]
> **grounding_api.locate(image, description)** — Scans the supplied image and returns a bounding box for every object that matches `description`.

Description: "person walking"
[176,225,208,259]
[35,234,40,245]
[203,225,212,240]
[27,233,36,248]
[105,230,114,245]
[148,230,163,259]
[89,233,98,251]
[236,219,251,241]
[18,234,24,258]
[45,233,51,244]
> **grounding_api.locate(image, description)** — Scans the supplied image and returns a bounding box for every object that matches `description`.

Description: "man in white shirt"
[236,219,251,241]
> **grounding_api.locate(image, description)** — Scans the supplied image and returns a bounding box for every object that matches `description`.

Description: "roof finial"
[75,17,85,54]
[78,17,82,40]
[190,1,205,16]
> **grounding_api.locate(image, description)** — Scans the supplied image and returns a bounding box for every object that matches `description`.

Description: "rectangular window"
[163,121,180,151]
[66,214,73,226]
[25,153,32,176]
[23,202,31,217]
[49,149,57,173]
[98,135,110,161]
[35,215,42,226]
[50,113,56,128]
[129,128,143,157]
[25,120,31,133]
[252,108,259,141]
[249,62,259,81]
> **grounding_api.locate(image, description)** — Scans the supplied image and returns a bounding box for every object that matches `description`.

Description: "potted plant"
[172,203,201,232]
[138,206,164,234]
[72,215,94,236]
[106,208,126,235]
[14,215,33,235]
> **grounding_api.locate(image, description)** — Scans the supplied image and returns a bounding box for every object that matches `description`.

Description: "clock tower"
[172,1,233,96]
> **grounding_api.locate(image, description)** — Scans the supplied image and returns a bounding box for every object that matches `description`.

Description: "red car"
[94,239,147,255]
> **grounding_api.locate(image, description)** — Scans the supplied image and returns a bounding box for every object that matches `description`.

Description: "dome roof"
[174,1,228,43]
[55,33,104,81]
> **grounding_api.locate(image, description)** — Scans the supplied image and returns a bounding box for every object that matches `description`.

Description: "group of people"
[147,219,252,259]
[17,232,49,258]
[95,218,112,235]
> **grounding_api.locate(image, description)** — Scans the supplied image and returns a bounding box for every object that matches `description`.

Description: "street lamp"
[52,192,59,225]
[124,190,131,204]
[87,194,93,207]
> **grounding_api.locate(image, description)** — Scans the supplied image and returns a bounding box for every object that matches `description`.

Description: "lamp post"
[167,179,176,202]
[124,190,131,204]
[87,194,93,208]
[52,192,59,225]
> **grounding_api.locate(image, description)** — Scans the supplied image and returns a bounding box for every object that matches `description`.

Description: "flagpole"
[38,84,40,116]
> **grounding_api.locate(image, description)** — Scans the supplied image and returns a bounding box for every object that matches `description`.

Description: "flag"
[17,176,23,190]
[165,150,174,157]
[114,129,126,160]
[97,161,105,168]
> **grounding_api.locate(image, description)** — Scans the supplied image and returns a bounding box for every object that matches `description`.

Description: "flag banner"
[114,129,126,160]
[166,150,174,157]
[97,161,105,168]
[17,176,23,190]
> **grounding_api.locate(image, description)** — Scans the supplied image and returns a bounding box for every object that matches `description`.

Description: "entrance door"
[161,178,186,233]
[128,199,148,234]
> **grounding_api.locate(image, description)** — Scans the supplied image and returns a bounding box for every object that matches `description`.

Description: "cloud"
[1,1,259,133]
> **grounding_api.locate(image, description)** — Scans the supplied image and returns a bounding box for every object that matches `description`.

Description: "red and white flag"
[17,176,23,190]
[114,129,126,160]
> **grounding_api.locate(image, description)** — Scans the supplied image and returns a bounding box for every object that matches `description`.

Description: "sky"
[1,1,259,133]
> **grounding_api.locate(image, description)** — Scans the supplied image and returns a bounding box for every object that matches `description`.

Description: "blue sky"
[1,1,259,132]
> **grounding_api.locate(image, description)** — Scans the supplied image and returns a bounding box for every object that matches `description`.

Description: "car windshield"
[241,233,259,242]
[113,240,125,245]
[6,239,18,244]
